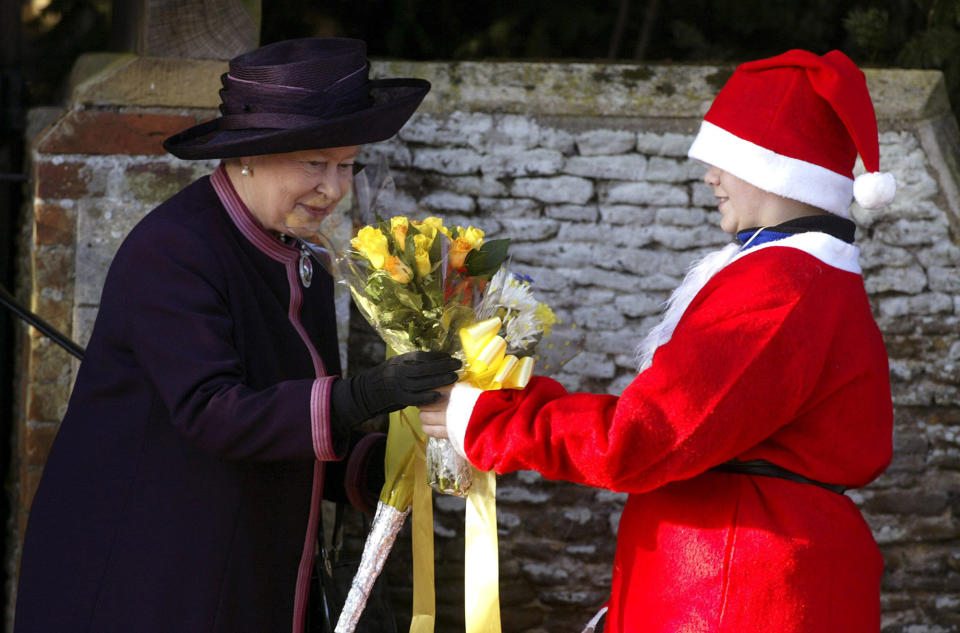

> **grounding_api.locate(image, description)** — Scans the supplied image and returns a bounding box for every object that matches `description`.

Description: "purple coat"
[15,170,373,633]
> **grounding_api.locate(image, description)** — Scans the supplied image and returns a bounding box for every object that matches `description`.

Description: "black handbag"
[311,503,397,633]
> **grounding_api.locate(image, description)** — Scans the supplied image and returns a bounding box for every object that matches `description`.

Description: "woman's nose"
[703,166,720,186]
[315,170,340,199]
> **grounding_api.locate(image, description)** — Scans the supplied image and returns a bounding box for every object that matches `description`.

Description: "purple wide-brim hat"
[164,38,430,160]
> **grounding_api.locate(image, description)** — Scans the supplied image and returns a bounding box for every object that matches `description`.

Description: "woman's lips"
[298,202,330,217]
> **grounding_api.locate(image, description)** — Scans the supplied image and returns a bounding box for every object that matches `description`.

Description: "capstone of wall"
[8,54,960,633]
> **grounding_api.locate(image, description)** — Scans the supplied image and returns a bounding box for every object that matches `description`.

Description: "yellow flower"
[461,226,484,249]
[411,216,449,241]
[448,237,473,269]
[384,256,413,283]
[351,226,389,269]
[413,233,432,277]
[391,216,409,248]
[535,303,557,336]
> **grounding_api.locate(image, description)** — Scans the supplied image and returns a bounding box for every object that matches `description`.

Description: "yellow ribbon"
[457,316,535,633]
[464,468,501,633]
[459,317,534,390]
[382,323,531,633]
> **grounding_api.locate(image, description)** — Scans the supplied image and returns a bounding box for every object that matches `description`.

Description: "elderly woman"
[421,50,894,633]
[14,38,459,633]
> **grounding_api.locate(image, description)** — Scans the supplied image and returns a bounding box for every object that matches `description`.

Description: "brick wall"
[9,55,960,633]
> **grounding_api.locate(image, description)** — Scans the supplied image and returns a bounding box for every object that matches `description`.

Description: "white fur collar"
[634,231,860,373]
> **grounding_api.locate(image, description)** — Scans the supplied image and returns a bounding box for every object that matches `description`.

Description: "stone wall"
[9,54,960,633]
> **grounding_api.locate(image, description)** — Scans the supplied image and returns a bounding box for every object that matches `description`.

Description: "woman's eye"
[339,164,354,172]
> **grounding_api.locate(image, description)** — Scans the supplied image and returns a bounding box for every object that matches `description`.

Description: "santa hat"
[688,49,896,217]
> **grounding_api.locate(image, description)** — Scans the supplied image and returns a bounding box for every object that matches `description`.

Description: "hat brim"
[163,78,430,160]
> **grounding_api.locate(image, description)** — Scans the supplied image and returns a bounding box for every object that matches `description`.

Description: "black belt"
[710,459,846,495]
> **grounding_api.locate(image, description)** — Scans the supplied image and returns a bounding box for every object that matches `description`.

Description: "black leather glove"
[330,351,461,432]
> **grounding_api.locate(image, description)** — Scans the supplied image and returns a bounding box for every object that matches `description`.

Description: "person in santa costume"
[420,49,896,633]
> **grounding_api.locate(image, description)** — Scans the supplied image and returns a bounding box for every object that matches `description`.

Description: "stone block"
[34,202,75,246]
[498,218,560,241]
[614,293,664,317]
[538,126,576,153]
[575,129,636,156]
[563,154,647,180]
[420,190,476,214]
[872,218,951,246]
[475,197,541,217]
[497,486,551,504]
[482,148,564,178]
[412,147,483,175]
[509,241,595,268]
[636,131,695,157]
[655,206,708,226]
[398,111,493,149]
[435,175,507,197]
[509,264,575,292]
[521,561,569,584]
[358,138,413,168]
[650,224,727,250]
[35,161,90,199]
[561,351,616,378]
[645,156,688,182]
[605,181,688,205]
[492,114,541,149]
[125,161,202,205]
[75,199,150,305]
[511,176,594,204]
[599,204,656,225]
[38,109,196,156]
[928,266,960,293]
[545,203,599,222]
[877,293,954,318]
[864,265,928,294]
[557,221,653,248]
[571,305,626,331]
[860,242,917,269]
[691,181,717,207]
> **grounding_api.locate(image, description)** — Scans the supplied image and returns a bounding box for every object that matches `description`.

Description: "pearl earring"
[241,164,251,176]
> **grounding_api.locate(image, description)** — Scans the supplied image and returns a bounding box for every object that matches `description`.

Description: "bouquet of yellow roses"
[289,165,557,633]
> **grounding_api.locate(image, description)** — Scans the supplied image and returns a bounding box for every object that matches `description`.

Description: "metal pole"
[0,284,86,361]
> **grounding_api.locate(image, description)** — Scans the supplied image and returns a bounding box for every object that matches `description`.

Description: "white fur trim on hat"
[853,171,896,209]
[688,121,855,217]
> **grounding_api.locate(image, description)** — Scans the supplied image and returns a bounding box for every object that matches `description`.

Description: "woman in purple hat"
[14,38,459,633]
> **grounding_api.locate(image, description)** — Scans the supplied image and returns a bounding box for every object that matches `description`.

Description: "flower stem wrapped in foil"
[334,502,409,633]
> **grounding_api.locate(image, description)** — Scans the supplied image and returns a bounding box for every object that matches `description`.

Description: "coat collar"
[210,164,298,263]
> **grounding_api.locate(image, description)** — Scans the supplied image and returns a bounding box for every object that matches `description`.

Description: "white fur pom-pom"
[853,171,896,209]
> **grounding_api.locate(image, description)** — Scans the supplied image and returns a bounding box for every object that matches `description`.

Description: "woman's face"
[237,145,360,235]
[703,166,783,235]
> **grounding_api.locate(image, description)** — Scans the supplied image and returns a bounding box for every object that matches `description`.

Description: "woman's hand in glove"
[330,351,461,431]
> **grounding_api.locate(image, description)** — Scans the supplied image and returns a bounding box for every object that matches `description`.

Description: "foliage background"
[18,0,960,121]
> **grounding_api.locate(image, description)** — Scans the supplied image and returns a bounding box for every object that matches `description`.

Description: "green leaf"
[464,238,511,277]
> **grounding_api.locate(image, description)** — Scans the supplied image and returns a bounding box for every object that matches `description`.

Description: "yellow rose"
[448,237,473,269]
[461,226,485,249]
[411,216,449,241]
[391,216,409,248]
[413,233,432,276]
[384,256,413,283]
[351,226,389,269]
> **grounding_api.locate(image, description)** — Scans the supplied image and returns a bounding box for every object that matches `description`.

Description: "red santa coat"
[446,231,892,633]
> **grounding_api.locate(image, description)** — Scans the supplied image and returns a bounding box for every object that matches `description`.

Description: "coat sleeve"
[109,218,340,463]
[461,254,834,493]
